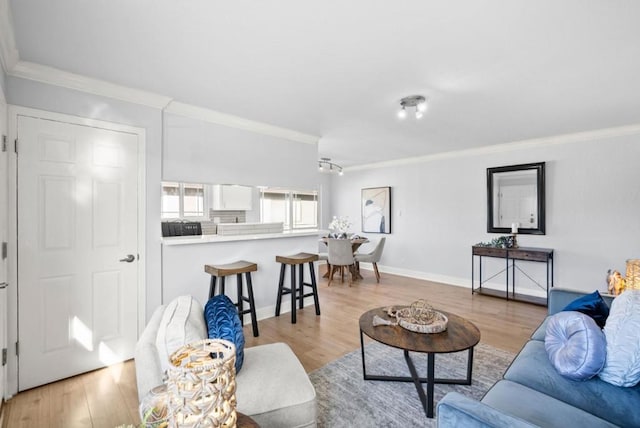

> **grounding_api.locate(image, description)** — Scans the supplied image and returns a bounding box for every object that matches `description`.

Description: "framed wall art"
[361,186,391,234]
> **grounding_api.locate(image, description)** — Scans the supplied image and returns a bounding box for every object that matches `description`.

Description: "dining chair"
[354,237,386,282]
[327,238,356,287]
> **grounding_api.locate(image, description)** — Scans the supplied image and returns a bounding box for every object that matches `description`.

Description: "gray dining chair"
[355,237,386,282]
[327,238,356,287]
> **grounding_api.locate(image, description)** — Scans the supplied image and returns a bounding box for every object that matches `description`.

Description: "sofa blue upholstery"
[438,288,633,428]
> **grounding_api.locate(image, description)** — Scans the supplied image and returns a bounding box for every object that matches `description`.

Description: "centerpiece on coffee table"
[373,299,448,333]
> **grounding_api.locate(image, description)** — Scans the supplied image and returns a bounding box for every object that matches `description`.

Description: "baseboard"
[247,264,548,322]
[358,264,548,299]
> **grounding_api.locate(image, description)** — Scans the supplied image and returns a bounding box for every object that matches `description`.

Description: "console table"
[471,246,554,306]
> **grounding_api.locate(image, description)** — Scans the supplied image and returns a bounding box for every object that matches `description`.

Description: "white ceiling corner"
[0,0,19,73]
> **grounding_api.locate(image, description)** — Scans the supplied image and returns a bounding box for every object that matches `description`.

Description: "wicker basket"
[627,259,640,290]
[166,339,237,428]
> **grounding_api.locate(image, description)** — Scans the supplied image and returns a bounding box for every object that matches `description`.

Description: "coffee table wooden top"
[359,307,480,354]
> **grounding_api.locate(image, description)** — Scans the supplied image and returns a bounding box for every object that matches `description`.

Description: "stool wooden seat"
[205,260,259,337]
[275,252,321,324]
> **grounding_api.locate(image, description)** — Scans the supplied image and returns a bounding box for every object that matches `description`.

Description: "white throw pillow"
[155,295,207,374]
[599,290,640,387]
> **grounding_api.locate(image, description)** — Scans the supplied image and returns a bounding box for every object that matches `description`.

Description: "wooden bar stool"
[204,260,259,337]
[275,253,321,324]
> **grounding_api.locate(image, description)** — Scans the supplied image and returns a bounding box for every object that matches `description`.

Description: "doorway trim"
[6,105,146,396]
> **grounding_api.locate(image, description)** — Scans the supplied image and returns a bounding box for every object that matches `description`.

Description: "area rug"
[309,341,514,427]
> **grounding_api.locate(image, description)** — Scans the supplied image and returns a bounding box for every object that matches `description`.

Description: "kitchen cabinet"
[212,185,253,210]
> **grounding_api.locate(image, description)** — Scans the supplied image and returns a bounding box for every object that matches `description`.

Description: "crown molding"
[10,61,173,109]
[0,0,19,73]
[8,61,319,145]
[165,101,319,145]
[346,124,640,172]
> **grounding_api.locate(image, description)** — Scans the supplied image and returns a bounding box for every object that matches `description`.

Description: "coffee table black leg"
[360,329,368,378]
[466,346,474,384]
[404,350,435,418]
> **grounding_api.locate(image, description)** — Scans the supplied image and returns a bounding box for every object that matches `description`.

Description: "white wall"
[163,113,318,188]
[331,131,640,296]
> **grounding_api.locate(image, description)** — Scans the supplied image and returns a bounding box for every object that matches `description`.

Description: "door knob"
[119,254,136,263]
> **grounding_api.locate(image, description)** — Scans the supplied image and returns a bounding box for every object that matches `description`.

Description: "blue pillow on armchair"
[562,290,610,328]
[204,295,245,373]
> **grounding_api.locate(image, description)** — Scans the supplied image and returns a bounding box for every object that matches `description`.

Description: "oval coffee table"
[359,307,481,419]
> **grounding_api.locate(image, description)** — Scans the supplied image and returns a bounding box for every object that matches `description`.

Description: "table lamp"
[166,339,237,428]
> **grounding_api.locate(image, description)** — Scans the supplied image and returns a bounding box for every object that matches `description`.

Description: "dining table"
[319,236,370,279]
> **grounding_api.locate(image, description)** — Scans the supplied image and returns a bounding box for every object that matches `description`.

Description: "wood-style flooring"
[1,268,547,428]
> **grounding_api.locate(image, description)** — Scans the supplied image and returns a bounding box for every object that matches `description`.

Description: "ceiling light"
[398,95,427,120]
[318,157,343,175]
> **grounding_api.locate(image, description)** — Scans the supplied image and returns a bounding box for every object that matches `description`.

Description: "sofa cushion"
[599,289,640,387]
[562,290,610,328]
[135,305,167,401]
[204,295,245,373]
[544,311,606,380]
[155,295,207,374]
[504,340,640,427]
[482,380,617,428]
[237,343,316,428]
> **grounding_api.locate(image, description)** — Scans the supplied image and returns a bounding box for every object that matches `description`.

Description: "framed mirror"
[487,162,545,235]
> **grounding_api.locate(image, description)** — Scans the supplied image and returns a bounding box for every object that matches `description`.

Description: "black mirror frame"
[487,162,545,235]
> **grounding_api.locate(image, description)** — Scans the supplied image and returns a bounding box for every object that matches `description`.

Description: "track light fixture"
[398,95,427,120]
[318,157,343,176]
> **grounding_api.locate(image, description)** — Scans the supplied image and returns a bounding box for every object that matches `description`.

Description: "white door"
[0,93,8,402]
[17,116,140,390]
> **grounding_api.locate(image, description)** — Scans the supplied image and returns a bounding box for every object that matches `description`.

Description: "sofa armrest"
[134,305,166,402]
[437,393,538,428]
[548,288,613,315]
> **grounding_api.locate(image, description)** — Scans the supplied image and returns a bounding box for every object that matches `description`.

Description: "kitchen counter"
[161,230,321,321]
[162,229,319,246]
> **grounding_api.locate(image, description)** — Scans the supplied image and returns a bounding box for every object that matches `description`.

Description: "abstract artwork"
[361,187,391,234]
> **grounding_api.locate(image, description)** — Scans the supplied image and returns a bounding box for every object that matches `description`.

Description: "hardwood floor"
[2,268,547,427]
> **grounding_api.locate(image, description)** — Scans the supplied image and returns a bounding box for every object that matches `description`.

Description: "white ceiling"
[6,0,640,167]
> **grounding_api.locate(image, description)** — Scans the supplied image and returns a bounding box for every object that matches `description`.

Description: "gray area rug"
[309,341,514,427]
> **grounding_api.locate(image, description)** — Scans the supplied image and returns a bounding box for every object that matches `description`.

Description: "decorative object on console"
[562,290,610,328]
[328,215,352,238]
[475,235,516,249]
[544,311,606,381]
[167,339,237,428]
[510,222,519,248]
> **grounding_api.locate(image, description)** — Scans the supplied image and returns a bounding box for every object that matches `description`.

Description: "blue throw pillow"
[545,311,606,381]
[204,295,244,373]
[562,290,610,328]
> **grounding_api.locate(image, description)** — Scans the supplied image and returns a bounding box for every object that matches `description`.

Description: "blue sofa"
[438,288,637,428]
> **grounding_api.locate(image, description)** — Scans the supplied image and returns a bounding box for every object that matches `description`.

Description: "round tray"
[396,308,448,334]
